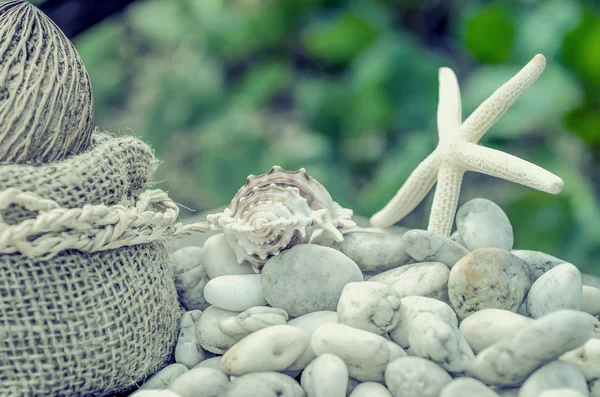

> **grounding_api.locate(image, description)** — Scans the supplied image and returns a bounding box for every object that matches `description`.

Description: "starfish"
[369,54,564,237]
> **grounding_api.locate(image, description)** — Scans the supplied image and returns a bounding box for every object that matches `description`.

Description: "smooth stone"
[337,281,401,335]
[196,306,240,354]
[220,372,305,397]
[219,306,288,339]
[526,263,582,318]
[448,248,532,319]
[311,323,406,382]
[440,377,500,397]
[287,311,340,371]
[262,244,363,317]
[497,388,521,397]
[168,367,230,397]
[391,297,473,373]
[560,339,600,381]
[193,356,223,371]
[300,354,348,397]
[591,380,600,397]
[518,361,589,397]
[456,198,514,251]
[131,391,183,397]
[203,234,255,279]
[459,309,533,353]
[141,364,189,390]
[512,250,565,280]
[221,325,310,375]
[538,390,586,397]
[377,262,449,301]
[175,310,206,368]
[450,230,467,248]
[390,296,457,348]
[385,356,452,397]
[171,246,211,311]
[345,377,362,396]
[582,286,600,316]
[204,274,267,312]
[402,230,470,268]
[332,230,411,273]
[469,310,598,386]
[349,382,392,397]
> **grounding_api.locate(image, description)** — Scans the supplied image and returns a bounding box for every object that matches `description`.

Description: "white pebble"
[518,361,588,397]
[349,382,392,397]
[287,311,339,371]
[220,372,304,397]
[538,390,586,397]
[469,310,598,386]
[370,262,449,301]
[311,323,406,382]
[196,306,240,354]
[168,367,230,397]
[440,377,500,397]
[385,356,452,397]
[204,274,267,311]
[175,310,206,368]
[402,229,469,268]
[141,364,189,390]
[203,234,255,279]
[456,198,514,251]
[218,306,288,339]
[526,263,582,318]
[459,309,533,353]
[193,356,223,372]
[560,339,600,381]
[336,281,401,335]
[300,354,348,397]
[220,325,310,375]
[582,286,600,316]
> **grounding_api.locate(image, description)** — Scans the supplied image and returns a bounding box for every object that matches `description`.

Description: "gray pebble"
[333,230,411,273]
[511,250,565,280]
[456,198,514,251]
[450,230,467,248]
[168,367,229,397]
[518,361,589,397]
[220,372,305,397]
[526,263,582,318]
[171,247,210,311]
[448,248,532,319]
[385,356,452,397]
[175,310,206,368]
[196,306,240,354]
[440,377,500,397]
[262,244,363,317]
[402,230,470,268]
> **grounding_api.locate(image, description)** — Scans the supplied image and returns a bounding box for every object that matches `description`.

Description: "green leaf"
[127,0,188,47]
[563,10,600,86]
[565,103,600,145]
[464,4,515,64]
[234,60,291,107]
[303,12,380,64]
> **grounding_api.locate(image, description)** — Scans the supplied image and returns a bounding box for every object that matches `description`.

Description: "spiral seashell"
[0,0,94,164]
[207,166,356,272]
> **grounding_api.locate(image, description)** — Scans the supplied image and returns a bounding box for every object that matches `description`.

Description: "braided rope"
[0,188,208,258]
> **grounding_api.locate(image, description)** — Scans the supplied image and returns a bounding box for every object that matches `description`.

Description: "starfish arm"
[370,153,440,228]
[457,142,564,194]
[437,67,462,142]
[427,165,464,237]
[458,54,546,143]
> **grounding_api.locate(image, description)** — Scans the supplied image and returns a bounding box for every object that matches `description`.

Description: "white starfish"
[370,54,564,237]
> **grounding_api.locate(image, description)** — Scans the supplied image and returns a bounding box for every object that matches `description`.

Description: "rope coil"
[0,188,208,258]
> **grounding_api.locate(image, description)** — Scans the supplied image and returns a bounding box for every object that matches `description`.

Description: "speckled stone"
[287,311,340,371]
[300,354,348,397]
[337,281,401,335]
[311,323,406,382]
[375,262,449,301]
[525,263,582,318]
[219,372,304,397]
[171,246,210,311]
[511,250,565,280]
[402,230,470,268]
[469,310,598,386]
[262,244,363,317]
[518,361,588,397]
[456,198,514,251]
[385,356,452,397]
[448,248,532,319]
[458,309,533,353]
[332,230,411,273]
[168,367,230,397]
[439,377,500,397]
[203,234,255,279]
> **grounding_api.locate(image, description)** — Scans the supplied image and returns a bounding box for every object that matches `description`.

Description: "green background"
[43,0,600,274]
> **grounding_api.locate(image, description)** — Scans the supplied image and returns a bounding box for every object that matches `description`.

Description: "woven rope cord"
[0,187,209,258]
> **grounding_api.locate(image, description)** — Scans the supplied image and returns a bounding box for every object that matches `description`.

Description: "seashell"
[207,166,356,272]
[0,1,94,164]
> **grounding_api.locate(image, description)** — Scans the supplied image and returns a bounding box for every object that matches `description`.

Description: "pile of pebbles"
[132,198,600,397]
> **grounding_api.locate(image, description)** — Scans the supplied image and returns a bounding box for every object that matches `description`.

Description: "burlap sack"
[0,132,205,396]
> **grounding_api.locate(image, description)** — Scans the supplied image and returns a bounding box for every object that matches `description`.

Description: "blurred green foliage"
[70,0,599,274]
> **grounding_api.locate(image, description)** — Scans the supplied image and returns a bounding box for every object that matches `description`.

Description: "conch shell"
[207,166,356,272]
